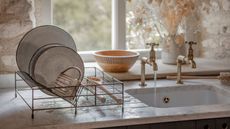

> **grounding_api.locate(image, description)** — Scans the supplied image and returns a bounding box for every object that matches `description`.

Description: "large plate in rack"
[31,46,84,100]
[16,25,77,73]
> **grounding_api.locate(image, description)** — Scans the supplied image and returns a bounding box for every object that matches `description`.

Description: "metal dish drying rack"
[15,67,124,119]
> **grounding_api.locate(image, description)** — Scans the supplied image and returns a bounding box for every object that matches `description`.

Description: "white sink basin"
[125,85,230,108]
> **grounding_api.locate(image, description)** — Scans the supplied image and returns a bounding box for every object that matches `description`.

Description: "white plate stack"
[16,25,84,102]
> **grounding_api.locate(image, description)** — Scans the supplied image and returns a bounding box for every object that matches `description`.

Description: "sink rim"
[125,84,230,108]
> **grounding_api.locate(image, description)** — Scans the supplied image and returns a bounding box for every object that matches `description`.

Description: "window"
[126,0,165,50]
[37,0,160,61]
[53,0,112,51]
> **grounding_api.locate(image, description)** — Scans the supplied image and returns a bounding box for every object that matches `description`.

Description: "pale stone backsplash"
[0,0,34,73]
[200,0,230,60]
[0,0,229,73]
[0,22,32,39]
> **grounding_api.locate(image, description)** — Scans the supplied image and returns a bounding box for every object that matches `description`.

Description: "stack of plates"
[16,25,84,102]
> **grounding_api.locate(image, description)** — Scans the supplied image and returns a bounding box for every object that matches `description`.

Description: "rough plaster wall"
[34,0,52,26]
[0,0,34,73]
[200,0,230,61]
[185,11,202,57]
[0,0,229,73]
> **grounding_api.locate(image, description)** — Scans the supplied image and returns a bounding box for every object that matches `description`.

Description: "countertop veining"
[86,58,230,80]
[1,78,230,129]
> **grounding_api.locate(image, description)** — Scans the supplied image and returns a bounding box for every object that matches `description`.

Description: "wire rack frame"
[15,67,124,119]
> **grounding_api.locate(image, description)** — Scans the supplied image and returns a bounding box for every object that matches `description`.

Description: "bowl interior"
[94,50,138,57]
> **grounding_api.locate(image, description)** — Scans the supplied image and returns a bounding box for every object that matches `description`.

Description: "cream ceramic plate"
[29,43,63,76]
[16,25,76,73]
[28,43,63,96]
[31,46,84,98]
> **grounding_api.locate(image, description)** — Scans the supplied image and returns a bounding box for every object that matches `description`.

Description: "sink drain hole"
[163,97,170,104]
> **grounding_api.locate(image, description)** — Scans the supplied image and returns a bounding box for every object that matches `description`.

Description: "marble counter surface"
[1,58,229,89]
[86,58,230,80]
[1,78,230,129]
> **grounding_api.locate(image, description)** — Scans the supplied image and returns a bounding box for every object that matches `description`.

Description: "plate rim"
[16,25,77,73]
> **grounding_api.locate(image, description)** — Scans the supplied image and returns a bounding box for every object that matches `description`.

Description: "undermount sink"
[125,85,230,108]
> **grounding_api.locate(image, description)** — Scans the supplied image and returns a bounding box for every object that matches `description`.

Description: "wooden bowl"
[93,50,139,73]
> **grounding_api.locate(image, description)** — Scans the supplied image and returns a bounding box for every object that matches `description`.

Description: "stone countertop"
[86,58,230,80]
[1,79,230,129]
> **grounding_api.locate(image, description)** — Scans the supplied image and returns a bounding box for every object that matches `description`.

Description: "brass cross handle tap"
[146,43,159,63]
[146,42,159,49]
[176,41,197,84]
[139,43,158,87]
[185,41,197,68]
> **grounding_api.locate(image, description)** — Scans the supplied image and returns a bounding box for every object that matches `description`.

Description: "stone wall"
[0,0,229,73]
[178,0,230,61]
[0,0,34,73]
[199,0,230,61]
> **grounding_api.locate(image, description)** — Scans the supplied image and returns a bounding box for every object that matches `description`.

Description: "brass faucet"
[140,43,158,87]
[177,41,197,84]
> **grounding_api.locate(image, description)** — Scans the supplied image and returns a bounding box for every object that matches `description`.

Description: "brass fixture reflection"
[177,41,197,84]
[140,43,158,86]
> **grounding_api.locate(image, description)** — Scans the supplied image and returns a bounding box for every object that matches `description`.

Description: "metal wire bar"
[15,67,124,119]
[16,89,32,110]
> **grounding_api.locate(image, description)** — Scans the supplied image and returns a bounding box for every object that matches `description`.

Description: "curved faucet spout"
[139,43,158,87]
[191,60,196,68]
[176,41,197,84]
[152,62,158,71]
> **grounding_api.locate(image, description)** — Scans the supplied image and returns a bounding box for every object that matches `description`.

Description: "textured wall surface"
[0,0,229,73]
[0,0,34,73]
[199,0,230,61]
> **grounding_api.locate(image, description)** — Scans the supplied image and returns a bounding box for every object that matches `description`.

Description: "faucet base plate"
[176,80,183,84]
[139,83,147,87]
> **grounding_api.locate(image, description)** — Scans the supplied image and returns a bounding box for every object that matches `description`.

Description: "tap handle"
[185,41,197,48]
[146,42,158,47]
[146,43,159,50]
[185,41,196,60]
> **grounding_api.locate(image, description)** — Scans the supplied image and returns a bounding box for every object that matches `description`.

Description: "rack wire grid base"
[15,67,124,119]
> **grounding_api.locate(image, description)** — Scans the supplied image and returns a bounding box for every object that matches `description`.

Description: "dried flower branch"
[126,0,196,49]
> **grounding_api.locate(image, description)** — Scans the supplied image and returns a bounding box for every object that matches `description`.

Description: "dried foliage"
[126,0,198,47]
[148,0,195,35]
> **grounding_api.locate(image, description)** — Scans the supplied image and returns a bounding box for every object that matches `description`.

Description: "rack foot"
[75,108,77,115]
[31,113,34,119]
[15,72,17,98]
